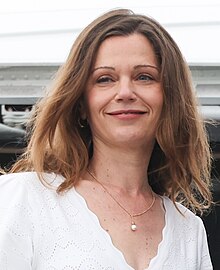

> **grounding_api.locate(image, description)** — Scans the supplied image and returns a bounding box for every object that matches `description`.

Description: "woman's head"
[12,9,212,213]
[84,33,163,151]
[40,9,190,148]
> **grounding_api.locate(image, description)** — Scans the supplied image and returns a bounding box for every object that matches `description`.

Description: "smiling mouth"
[108,110,147,115]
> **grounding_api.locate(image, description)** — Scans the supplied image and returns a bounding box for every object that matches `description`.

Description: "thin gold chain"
[87,169,156,220]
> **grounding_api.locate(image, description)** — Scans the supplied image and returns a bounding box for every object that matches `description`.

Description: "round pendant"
[131,223,137,231]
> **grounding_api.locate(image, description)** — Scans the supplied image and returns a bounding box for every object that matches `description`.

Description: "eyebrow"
[134,64,159,71]
[92,66,115,73]
[92,64,159,73]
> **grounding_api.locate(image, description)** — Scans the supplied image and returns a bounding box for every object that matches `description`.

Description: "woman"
[0,8,213,270]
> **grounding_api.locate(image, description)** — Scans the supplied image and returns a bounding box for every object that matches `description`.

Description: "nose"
[115,79,137,102]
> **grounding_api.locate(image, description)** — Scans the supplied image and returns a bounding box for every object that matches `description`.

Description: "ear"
[78,98,87,120]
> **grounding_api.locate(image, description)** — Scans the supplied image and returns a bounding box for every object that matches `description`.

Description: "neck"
[88,141,154,196]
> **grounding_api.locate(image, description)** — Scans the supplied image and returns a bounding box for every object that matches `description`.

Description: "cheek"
[156,95,163,114]
[145,89,163,113]
[154,87,163,107]
[84,95,103,127]
[85,90,113,117]
[84,90,96,118]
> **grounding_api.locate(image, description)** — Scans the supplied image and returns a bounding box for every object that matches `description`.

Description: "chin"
[112,132,152,146]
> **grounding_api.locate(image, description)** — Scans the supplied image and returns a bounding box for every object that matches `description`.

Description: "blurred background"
[0,0,219,269]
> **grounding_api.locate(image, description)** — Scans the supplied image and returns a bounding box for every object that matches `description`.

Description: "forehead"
[94,33,158,68]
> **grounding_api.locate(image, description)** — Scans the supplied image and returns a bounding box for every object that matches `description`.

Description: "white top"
[0,172,213,270]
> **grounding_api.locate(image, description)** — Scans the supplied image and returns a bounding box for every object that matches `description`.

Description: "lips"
[106,109,148,120]
[107,109,147,115]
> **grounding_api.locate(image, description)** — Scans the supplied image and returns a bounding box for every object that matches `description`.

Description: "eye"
[96,76,114,84]
[137,74,153,81]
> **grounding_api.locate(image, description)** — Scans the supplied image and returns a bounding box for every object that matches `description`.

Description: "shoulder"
[156,197,213,269]
[0,171,63,189]
[0,172,64,205]
[162,196,204,229]
[0,172,36,204]
[0,172,68,233]
[162,197,210,252]
[0,172,65,268]
[0,171,37,188]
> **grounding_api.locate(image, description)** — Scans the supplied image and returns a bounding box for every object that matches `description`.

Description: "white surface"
[0,0,220,64]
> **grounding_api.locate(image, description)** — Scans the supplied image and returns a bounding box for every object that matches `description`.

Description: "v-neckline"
[71,187,170,270]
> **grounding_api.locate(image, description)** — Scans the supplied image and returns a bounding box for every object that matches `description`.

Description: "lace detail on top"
[0,172,213,270]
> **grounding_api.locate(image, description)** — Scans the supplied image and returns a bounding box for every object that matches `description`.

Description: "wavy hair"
[11,8,212,214]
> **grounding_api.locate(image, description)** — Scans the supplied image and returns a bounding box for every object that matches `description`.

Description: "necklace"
[87,169,156,232]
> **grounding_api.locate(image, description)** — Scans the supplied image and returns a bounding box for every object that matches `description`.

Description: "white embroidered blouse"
[0,172,213,270]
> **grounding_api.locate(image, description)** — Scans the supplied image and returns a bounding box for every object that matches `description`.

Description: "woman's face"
[84,33,163,149]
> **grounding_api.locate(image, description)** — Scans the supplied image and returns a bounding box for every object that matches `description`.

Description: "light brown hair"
[11,8,212,214]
